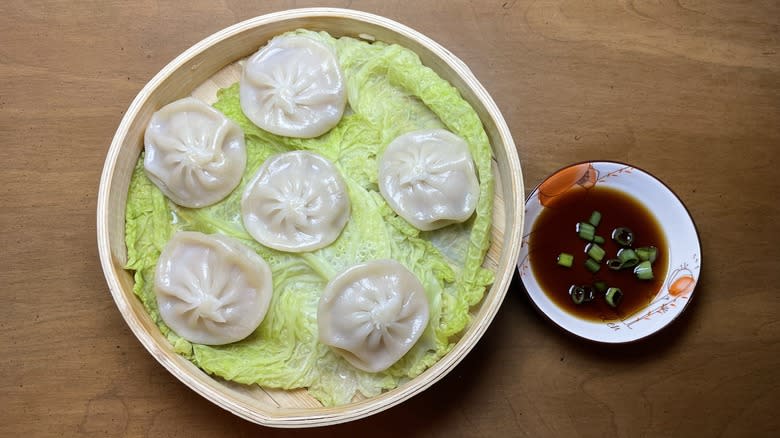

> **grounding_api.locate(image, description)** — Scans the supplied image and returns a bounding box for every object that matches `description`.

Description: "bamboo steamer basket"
[97,7,524,428]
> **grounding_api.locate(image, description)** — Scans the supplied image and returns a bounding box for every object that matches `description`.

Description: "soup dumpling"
[240,34,347,138]
[144,97,247,208]
[154,231,273,345]
[317,259,429,373]
[241,151,350,252]
[378,129,480,231]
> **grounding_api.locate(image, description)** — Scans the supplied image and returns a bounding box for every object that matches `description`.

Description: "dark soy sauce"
[529,186,668,322]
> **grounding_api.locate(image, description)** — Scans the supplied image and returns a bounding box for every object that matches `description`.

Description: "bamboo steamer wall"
[96,8,524,427]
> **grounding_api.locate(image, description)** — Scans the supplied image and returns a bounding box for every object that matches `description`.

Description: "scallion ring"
[606,258,623,270]
[557,252,574,268]
[576,222,596,241]
[636,246,658,263]
[584,258,601,273]
[605,287,623,308]
[617,248,639,268]
[585,242,606,262]
[581,284,596,302]
[634,260,654,280]
[588,210,602,227]
[569,285,586,305]
[611,227,634,247]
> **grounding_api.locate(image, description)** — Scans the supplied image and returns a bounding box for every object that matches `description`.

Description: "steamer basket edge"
[96,8,525,427]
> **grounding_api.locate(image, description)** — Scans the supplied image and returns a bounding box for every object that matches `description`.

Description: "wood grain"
[1,0,779,436]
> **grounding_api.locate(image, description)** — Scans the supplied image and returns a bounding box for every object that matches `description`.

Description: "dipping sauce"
[528,185,668,322]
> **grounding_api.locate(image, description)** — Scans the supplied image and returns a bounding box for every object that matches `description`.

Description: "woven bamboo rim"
[97,8,524,427]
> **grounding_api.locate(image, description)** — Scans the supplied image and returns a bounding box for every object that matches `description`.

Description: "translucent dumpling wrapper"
[378,128,480,231]
[240,34,347,138]
[317,259,430,373]
[154,231,273,345]
[241,151,351,252]
[144,97,247,208]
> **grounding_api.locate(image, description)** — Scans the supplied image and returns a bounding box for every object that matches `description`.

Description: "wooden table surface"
[2,1,779,436]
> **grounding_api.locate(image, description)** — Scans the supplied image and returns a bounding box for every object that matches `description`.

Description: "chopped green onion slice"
[569,284,595,304]
[617,248,639,268]
[634,261,654,280]
[611,227,634,247]
[576,222,596,241]
[557,252,574,268]
[606,258,623,270]
[569,285,586,304]
[636,246,658,263]
[585,242,606,262]
[593,235,605,245]
[605,287,623,308]
[581,285,596,302]
[584,258,601,273]
[588,210,602,227]
[594,280,607,294]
